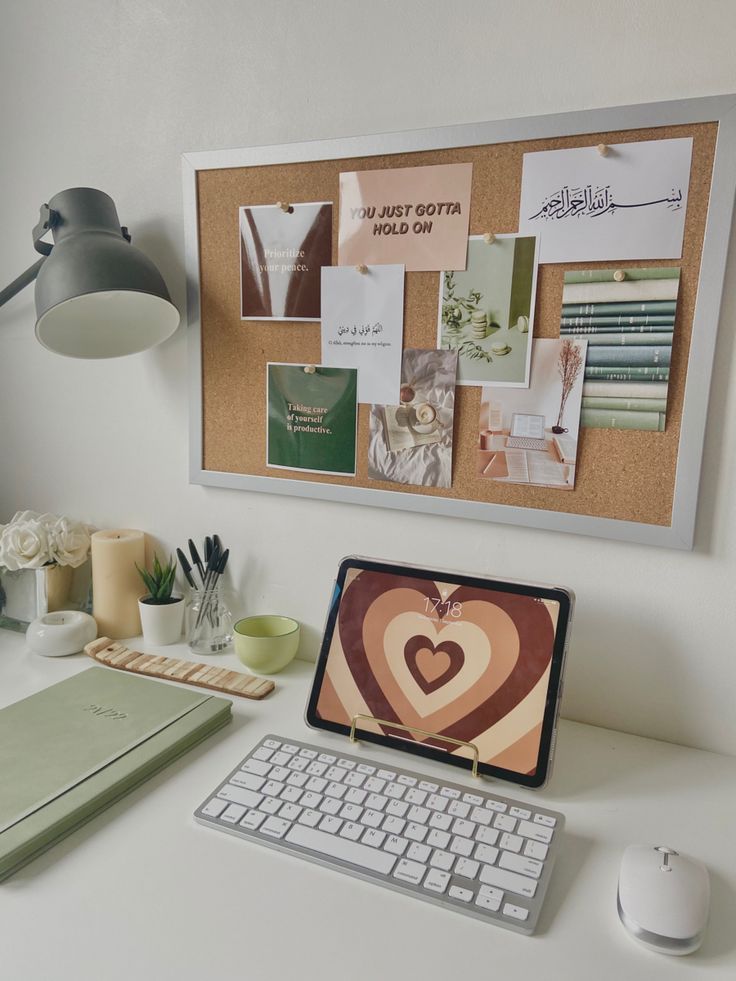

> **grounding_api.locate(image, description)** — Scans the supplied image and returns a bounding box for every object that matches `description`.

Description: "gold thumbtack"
[483,232,495,244]
[355,264,368,274]
[303,364,316,374]
[613,269,626,282]
[277,201,292,213]
[597,144,609,156]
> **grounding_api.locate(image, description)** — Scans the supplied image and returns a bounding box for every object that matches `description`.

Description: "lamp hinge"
[33,204,59,256]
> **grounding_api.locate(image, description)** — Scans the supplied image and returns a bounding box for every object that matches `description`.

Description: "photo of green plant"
[437,234,539,387]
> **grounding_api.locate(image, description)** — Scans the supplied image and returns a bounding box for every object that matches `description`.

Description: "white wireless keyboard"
[195,734,564,934]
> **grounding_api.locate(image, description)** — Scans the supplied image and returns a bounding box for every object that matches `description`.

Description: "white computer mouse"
[617,845,710,955]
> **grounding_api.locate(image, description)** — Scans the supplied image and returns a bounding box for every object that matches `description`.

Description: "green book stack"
[0,667,232,881]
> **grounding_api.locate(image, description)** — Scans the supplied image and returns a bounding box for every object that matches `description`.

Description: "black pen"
[188,539,206,585]
[176,548,196,589]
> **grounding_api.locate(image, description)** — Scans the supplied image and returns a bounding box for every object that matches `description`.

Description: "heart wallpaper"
[315,569,561,776]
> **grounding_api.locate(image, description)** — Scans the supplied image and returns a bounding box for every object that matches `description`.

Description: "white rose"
[9,509,42,525]
[0,519,51,570]
[47,516,91,568]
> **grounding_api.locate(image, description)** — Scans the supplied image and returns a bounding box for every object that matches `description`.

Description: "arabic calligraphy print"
[519,138,693,263]
[368,348,459,489]
[437,234,539,387]
[267,364,358,476]
[338,163,472,271]
[320,264,405,404]
[562,268,680,431]
[240,202,332,320]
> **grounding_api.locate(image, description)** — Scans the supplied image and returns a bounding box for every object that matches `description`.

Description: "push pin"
[277,201,292,213]
[613,269,626,282]
[597,144,609,156]
[355,263,368,274]
[303,364,316,374]
[483,232,495,244]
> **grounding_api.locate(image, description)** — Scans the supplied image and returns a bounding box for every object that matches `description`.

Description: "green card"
[267,363,358,476]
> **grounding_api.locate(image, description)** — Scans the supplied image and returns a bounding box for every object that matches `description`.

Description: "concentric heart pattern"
[316,569,560,776]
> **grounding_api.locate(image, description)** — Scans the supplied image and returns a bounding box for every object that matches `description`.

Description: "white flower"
[47,516,91,568]
[0,519,50,570]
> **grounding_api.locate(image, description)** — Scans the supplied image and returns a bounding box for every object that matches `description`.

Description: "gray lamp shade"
[33,188,180,358]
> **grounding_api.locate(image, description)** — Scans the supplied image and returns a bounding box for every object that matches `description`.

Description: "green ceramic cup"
[233,615,300,674]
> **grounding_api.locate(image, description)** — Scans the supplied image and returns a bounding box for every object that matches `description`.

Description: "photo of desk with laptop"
[478,412,577,488]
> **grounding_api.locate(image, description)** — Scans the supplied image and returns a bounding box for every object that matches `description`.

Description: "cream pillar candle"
[91,529,145,639]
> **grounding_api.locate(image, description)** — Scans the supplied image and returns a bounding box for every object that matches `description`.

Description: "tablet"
[306,557,574,788]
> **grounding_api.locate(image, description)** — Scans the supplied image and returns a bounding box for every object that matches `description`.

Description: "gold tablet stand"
[349,713,481,779]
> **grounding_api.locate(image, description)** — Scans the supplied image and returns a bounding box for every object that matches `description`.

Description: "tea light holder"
[26,610,98,657]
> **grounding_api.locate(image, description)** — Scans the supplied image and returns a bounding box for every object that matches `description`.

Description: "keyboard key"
[485,799,508,813]
[239,809,266,830]
[306,777,328,793]
[448,800,470,819]
[385,835,408,856]
[524,839,549,861]
[298,809,321,827]
[517,820,554,844]
[221,804,246,823]
[503,902,529,922]
[494,814,517,833]
[282,744,298,755]
[344,771,365,787]
[259,797,282,815]
[287,756,309,771]
[426,829,450,849]
[356,763,375,774]
[451,819,475,839]
[509,806,531,820]
[393,859,426,885]
[404,788,426,806]
[340,822,363,841]
[325,782,347,800]
[476,826,499,846]
[455,857,479,879]
[405,823,428,842]
[440,787,460,800]
[261,816,290,838]
[386,799,409,818]
[241,758,271,776]
[337,759,356,770]
[319,797,342,816]
[364,777,386,793]
[268,766,290,783]
[366,793,388,811]
[385,782,405,799]
[476,886,503,912]
[428,812,452,832]
[201,797,227,817]
[262,780,285,798]
[479,864,538,899]
[360,809,384,829]
[307,761,328,776]
[397,774,416,787]
[499,852,544,879]
[325,766,348,782]
[280,786,303,803]
[470,807,492,826]
[340,803,363,822]
[407,842,431,863]
[449,885,474,903]
[450,836,474,857]
[263,738,281,749]
[418,780,438,793]
[345,787,368,805]
[426,795,447,812]
[377,769,396,782]
[286,825,397,875]
[317,753,336,764]
[463,793,483,807]
[279,803,302,822]
[423,868,450,893]
[475,844,499,865]
[300,791,323,809]
[286,772,309,788]
[218,784,263,808]
[500,832,523,853]
[430,849,455,872]
[407,805,430,824]
[232,768,266,790]
[533,813,557,828]
[382,816,406,835]
[270,752,290,766]
[298,748,318,759]
[319,815,343,835]
[362,828,385,848]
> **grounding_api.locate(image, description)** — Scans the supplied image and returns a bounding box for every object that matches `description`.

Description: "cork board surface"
[197,121,717,527]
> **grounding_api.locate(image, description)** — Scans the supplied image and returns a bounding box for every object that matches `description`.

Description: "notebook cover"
[0,668,231,880]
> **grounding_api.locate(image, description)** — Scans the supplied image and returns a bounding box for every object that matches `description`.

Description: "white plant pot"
[138,597,184,646]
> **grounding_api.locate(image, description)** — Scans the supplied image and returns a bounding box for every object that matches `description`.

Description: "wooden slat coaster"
[84,637,275,700]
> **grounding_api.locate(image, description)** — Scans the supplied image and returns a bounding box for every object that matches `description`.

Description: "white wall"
[2,0,736,755]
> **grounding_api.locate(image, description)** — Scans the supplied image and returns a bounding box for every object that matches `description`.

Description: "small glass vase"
[186,584,233,655]
[0,560,92,633]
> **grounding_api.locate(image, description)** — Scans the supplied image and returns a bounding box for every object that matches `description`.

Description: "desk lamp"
[0,187,179,358]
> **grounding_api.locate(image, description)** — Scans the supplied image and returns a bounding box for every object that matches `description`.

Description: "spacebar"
[285,825,397,875]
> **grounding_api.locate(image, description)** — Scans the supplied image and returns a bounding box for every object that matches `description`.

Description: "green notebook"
[0,667,231,881]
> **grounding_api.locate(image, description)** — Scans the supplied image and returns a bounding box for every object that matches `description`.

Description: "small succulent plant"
[136,553,179,605]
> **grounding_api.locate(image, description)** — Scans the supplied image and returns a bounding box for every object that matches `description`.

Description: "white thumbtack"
[613,269,626,282]
[483,232,495,244]
[303,364,316,374]
[277,201,292,213]
[597,144,609,156]
[355,264,368,274]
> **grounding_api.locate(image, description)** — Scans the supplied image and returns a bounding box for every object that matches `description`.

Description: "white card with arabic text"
[321,264,404,405]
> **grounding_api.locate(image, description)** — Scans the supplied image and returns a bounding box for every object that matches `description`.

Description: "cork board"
[184,97,736,548]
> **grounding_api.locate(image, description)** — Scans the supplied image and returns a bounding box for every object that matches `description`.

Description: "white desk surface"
[2,630,734,981]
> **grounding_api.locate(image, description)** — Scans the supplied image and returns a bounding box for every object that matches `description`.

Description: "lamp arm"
[0,257,46,309]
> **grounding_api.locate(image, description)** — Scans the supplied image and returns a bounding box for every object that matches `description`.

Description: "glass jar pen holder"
[186,582,233,655]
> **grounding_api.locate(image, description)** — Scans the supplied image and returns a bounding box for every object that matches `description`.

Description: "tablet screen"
[306,558,572,788]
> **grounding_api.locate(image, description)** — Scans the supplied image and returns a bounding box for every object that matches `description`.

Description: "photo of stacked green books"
[560,268,680,431]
